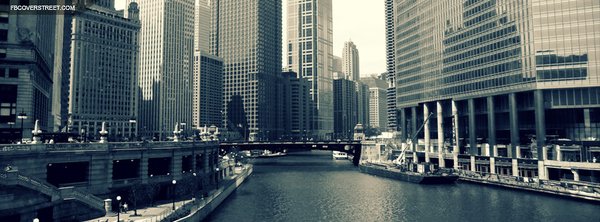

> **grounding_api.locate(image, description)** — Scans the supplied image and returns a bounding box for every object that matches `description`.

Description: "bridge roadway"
[220,140,362,165]
[0,141,220,222]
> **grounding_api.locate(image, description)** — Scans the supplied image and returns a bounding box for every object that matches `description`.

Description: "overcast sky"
[115,0,385,76]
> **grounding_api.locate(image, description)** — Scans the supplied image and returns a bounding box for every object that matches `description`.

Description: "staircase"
[0,170,105,212]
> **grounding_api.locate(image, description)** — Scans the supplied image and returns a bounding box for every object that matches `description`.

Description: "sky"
[115,0,386,77]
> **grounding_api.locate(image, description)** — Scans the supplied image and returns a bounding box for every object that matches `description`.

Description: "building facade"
[333,78,357,140]
[356,81,370,126]
[385,0,397,131]
[369,87,388,130]
[68,3,140,140]
[212,0,283,141]
[394,0,600,182]
[136,0,195,140]
[342,40,360,81]
[194,0,210,53]
[0,1,56,143]
[193,51,223,129]
[282,71,313,140]
[286,0,334,140]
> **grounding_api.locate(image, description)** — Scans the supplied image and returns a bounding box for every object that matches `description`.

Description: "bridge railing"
[0,141,218,153]
[60,187,105,211]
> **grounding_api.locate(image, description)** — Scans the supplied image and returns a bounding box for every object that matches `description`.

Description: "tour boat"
[256,150,287,158]
[332,151,348,160]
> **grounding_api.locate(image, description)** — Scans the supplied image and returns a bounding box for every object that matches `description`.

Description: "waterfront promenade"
[86,164,253,222]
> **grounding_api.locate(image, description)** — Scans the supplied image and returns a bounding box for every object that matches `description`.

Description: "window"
[0,84,17,123]
[8,69,18,78]
[0,12,8,23]
[0,29,7,42]
[0,48,6,58]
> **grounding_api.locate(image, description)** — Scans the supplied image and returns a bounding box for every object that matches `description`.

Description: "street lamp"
[17,110,27,142]
[215,167,220,189]
[33,218,39,222]
[171,179,177,210]
[116,195,122,222]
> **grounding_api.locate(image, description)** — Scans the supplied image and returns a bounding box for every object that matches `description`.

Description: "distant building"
[281,71,313,140]
[333,79,357,140]
[193,51,223,129]
[356,82,370,127]
[194,0,210,53]
[136,0,196,140]
[369,87,388,130]
[333,55,343,74]
[67,3,141,140]
[385,0,396,132]
[361,74,387,89]
[212,0,283,141]
[286,0,334,140]
[342,41,360,81]
[0,1,57,143]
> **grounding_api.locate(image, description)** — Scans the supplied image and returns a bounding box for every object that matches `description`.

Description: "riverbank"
[457,171,600,203]
[85,164,253,222]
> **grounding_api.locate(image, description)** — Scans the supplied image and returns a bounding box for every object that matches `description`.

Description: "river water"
[206,150,599,222]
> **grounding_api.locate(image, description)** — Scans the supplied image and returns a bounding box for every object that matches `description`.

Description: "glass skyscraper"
[394,0,599,180]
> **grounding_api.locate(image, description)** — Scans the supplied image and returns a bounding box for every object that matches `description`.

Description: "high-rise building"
[136,0,195,140]
[342,40,360,81]
[194,0,210,53]
[68,3,141,140]
[51,6,71,133]
[356,82,369,126]
[394,0,600,178]
[212,0,283,141]
[193,51,223,129]
[385,0,396,132]
[282,71,313,140]
[362,74,388,130]
[286,0,334,140]
[333,55,343,74]
[333,78,357,140]
[0,1,56,143]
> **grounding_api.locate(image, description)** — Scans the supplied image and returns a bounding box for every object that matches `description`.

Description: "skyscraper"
[362,74,388,130]
[333,78,357,140]
[286,0,334,140]
[385,0,396,132]
[67,2,141,140]
[212,0,283,141]
[136,0,196,140]
[0,0,56,142]
[194,0,210,53]
[192,51,223,129]
[281,71,313,140]
[342,40,360,81]
[356,82,369,126]
[394,0,600,176]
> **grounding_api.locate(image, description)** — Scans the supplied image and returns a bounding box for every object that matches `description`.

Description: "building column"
[140,152,148,184]
[173,150,183,180]
[437,101,445,167]
[470,156,476,172]
[452,100,460,169]
[490,157,496,174]
[572,169,580,182]
[424,103,431,162]
[512,159,519,177]
[411,106,418,162]
[534,90,546,160]
[468,98,477,155]
[509,93,519,158]
[487,96,496,157]
[400,108,407,143]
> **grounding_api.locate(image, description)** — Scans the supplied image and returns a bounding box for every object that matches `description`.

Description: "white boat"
[332,151,348,160]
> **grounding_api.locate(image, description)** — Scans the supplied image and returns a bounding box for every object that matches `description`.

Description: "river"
[205,150,599,222]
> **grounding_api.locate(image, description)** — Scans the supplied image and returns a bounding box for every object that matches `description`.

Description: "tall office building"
[356,82,369,126]
[282,71,313,140]
[0,1,56,143]
[136,0,196,140]
[68,2,141,140]
[193,51,223,129]
[333,78,357,140]
[51,7,71,133]
[385,0,396,131]
[342,40,360,81]
[194,0,210,52]
[333,55,343,74]
[286,0,334,140]
[362,74,388,130]
[212,0,283,141]
[395,0,600,179]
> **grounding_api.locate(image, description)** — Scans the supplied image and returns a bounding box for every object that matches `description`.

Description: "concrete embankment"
[459,176,600,203]
[174,165,253,222]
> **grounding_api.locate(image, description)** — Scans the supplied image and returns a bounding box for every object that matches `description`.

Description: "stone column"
[512,159,519,177]
[424,103,431,162]
[470,156,476,172]
[572,169,580,181]
[437,101,445,167]
[487,96,496,157]
[173,150,183,180]
[538,161,547,180]
[468,98,477,155]
[141,152,148,184]
[508,93,519,158]
[534,90,546,160]
[584,109,591,138]
[490,157,496,174]
[452,100,460,169]
[556,145,562,161]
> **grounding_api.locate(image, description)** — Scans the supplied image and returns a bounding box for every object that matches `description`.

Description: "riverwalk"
[86,165,253,222]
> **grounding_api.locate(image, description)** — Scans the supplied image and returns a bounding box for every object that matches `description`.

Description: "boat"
[359,162,458,184]
[358,112,458,184]
[332,151,348,160]
[255,150,287,158]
